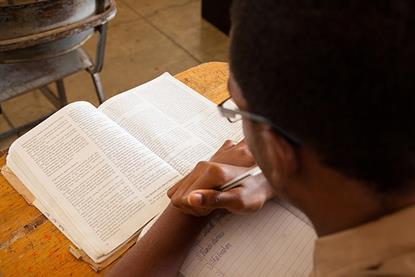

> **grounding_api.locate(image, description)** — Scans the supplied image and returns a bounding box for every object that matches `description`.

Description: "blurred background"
[0,0,231,149]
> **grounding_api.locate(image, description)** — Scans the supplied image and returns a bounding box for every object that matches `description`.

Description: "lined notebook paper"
[180,200,317,277]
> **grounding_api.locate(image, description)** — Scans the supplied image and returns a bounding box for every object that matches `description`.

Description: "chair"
[0,0,116,139]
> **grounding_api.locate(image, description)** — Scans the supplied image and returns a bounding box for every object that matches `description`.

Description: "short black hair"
[230,0,415,194]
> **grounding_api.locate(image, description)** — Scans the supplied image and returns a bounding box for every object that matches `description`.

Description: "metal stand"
[87,23,108,104]
[0,1,115,138]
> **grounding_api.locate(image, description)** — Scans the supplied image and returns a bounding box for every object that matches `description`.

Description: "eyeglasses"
[218,97,303,147]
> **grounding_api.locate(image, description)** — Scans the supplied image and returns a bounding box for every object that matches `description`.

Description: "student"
[108,0,415,276]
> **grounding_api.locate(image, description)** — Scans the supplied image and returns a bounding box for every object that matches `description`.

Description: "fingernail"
[188,193,204,206]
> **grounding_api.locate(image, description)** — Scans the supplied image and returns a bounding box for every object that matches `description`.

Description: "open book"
[4,73,316,273]
[4,73,243,269]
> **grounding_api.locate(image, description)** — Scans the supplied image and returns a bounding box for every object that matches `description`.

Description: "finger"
[169,161,212,198]
[169,159,219,198]
[167,183,179,198]
[234,146,256,167]
[167,172,198,198]
[235,140,253,157]
[235,139,245,147]
[188,162,250,191]
[167,178,184,198]
[171,162,250,209]
[171,193,212,216]
[187,189,244,211]
[221,139,236,149]
[214,140,235,154]
[187,192,204,206]
[209,140,235,161]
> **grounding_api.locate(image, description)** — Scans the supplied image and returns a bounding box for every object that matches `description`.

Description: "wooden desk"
[0,62,229,276]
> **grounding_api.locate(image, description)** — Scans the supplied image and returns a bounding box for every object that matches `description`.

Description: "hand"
[208,139,255,166]
[167,140,276,216]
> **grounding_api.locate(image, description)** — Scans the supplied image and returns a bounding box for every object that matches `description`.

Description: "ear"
[256,124,299,188]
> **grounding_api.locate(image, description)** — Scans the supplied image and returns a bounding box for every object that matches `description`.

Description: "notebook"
[138,199,316,276]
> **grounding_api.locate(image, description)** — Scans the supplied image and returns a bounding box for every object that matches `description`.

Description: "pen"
[219,166,262,191]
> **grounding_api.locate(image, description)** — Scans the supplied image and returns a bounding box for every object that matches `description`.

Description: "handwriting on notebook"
[180,201,317,277]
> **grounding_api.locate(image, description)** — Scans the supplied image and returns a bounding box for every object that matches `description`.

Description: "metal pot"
[0,0,100,63]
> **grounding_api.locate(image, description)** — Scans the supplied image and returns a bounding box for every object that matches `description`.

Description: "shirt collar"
[313,205,415,275]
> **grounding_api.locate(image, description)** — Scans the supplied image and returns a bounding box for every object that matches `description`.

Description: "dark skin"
[108,72,415,276]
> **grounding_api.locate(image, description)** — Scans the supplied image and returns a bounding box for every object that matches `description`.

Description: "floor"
[0,0,229,149]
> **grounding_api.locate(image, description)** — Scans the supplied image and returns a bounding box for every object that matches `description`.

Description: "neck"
[283,149,415,237]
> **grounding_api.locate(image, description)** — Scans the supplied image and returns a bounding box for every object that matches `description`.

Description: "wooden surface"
[0,62,229,277]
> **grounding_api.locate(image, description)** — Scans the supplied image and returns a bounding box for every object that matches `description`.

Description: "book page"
[180,201,317,277]
[99,73,243,175]
[7,101,180,262]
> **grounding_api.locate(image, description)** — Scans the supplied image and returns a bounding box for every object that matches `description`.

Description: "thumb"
[187,189,241,210]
